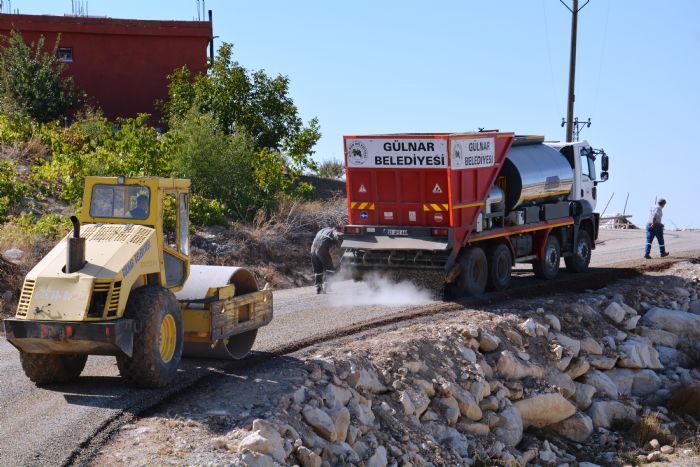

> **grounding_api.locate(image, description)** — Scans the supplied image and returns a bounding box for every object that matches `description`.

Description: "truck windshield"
[89,184,151,219]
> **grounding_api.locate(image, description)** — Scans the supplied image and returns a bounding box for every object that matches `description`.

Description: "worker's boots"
[661,252,669,257]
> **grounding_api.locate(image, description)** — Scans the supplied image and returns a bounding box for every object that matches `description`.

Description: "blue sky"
[10,1,700,228]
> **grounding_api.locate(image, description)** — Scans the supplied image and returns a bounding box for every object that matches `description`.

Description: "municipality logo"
[348,141,368,165]
[452,143,462,167]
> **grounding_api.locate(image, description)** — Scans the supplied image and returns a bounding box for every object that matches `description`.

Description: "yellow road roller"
[3,176,272,387]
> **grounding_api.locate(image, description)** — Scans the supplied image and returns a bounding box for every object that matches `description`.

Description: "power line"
[592,0,611,117]
[541,0,559,118]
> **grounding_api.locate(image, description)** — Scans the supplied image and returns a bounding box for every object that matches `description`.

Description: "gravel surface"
[0,229,698,466]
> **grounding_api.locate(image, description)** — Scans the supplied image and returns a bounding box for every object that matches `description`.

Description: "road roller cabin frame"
[3,176,272,387]
[341,131,609,297]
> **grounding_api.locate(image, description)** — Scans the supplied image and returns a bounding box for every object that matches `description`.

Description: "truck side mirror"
[601,153,609,171]
[600,171,609,182]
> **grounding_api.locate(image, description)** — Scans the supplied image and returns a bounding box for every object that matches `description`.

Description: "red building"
[0,14,212,121]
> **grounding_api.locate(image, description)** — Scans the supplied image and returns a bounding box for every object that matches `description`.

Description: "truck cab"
[546,140,609,211]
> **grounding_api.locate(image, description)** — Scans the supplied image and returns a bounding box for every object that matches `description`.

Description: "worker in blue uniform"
[645,199,669,259]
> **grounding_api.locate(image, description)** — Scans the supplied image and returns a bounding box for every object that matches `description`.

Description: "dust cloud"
[325,271,435,307]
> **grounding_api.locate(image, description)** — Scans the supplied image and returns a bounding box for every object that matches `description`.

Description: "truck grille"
[15,279,35,317]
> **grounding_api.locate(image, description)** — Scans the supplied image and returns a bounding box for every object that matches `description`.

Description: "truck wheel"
[116,286,183,388]
[565,230,592,273]
[487,243,512,291]
[20,353,87,385]
[457,247,488,297]
[533,235,561,280]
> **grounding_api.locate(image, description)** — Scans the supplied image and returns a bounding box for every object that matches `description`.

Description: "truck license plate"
[384,229,408,236]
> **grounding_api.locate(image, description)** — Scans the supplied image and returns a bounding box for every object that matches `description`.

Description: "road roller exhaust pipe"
[66,216,86,273]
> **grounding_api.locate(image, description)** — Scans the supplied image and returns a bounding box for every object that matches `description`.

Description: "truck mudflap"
[3,318,133,356]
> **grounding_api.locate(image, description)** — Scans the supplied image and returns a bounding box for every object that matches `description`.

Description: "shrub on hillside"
[169,109,312,220]
[34,112,172,204]
[0,30,81,123]
[316,158,345,179]
[0,160,28,222]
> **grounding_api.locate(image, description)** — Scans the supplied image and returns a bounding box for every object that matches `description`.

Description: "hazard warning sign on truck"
[346,138,448,169]
[451,137,495,170]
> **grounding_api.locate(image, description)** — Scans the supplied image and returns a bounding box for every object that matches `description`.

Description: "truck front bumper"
[3,318,134,356]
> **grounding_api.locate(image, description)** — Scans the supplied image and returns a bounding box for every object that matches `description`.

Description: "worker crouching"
[311,227,344,294]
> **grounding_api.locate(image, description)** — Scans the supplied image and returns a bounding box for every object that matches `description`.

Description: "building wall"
[0,14,211,121]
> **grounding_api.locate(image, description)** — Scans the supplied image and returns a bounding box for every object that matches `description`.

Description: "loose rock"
[496,350,544,380]
[643,307,700,339]
[479,331,501,352]
[587,401,638,428]
[580,370,619,400]
[551,412,594,442]
[514,393,576,428]
[302,405,337,442]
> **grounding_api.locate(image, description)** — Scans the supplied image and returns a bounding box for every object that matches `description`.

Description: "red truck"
[340,131,609,297]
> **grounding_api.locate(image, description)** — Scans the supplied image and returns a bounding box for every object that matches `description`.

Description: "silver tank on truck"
[498,143,574,213]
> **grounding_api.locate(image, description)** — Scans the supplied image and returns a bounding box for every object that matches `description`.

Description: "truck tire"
[20,353,87,385]
[565,230,592,273]
[487,243,512,291]
[533,235,561,280]
[457,246,488,297]
[116,286,183,388]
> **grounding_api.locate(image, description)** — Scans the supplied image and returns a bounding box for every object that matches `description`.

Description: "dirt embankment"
[94,261,700,466]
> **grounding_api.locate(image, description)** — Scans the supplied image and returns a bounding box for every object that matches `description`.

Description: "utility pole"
[560,0,589,142]
[208,9,214,63]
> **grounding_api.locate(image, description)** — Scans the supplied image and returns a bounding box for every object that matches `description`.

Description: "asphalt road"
[0,229,698,466]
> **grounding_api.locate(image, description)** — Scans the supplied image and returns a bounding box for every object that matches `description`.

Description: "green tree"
[169,109,291,220]
[0,30,81,123]
[163,42,320,180]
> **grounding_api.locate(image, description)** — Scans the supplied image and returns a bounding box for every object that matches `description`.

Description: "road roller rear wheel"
[20,353,87,385]
[456,246,488,297]
[533,235,561,280]
[117,286,183,388]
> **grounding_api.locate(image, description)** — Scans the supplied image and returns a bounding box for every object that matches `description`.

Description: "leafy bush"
[170,108,307,220]
[0,160,28,222]
[190,195,228,226]
[13,212,72,240]
[33,112,172,204]
[0,30,81,123]
[0,110,34,145]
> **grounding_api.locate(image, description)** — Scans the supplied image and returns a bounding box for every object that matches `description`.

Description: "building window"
[58,48,73,62]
